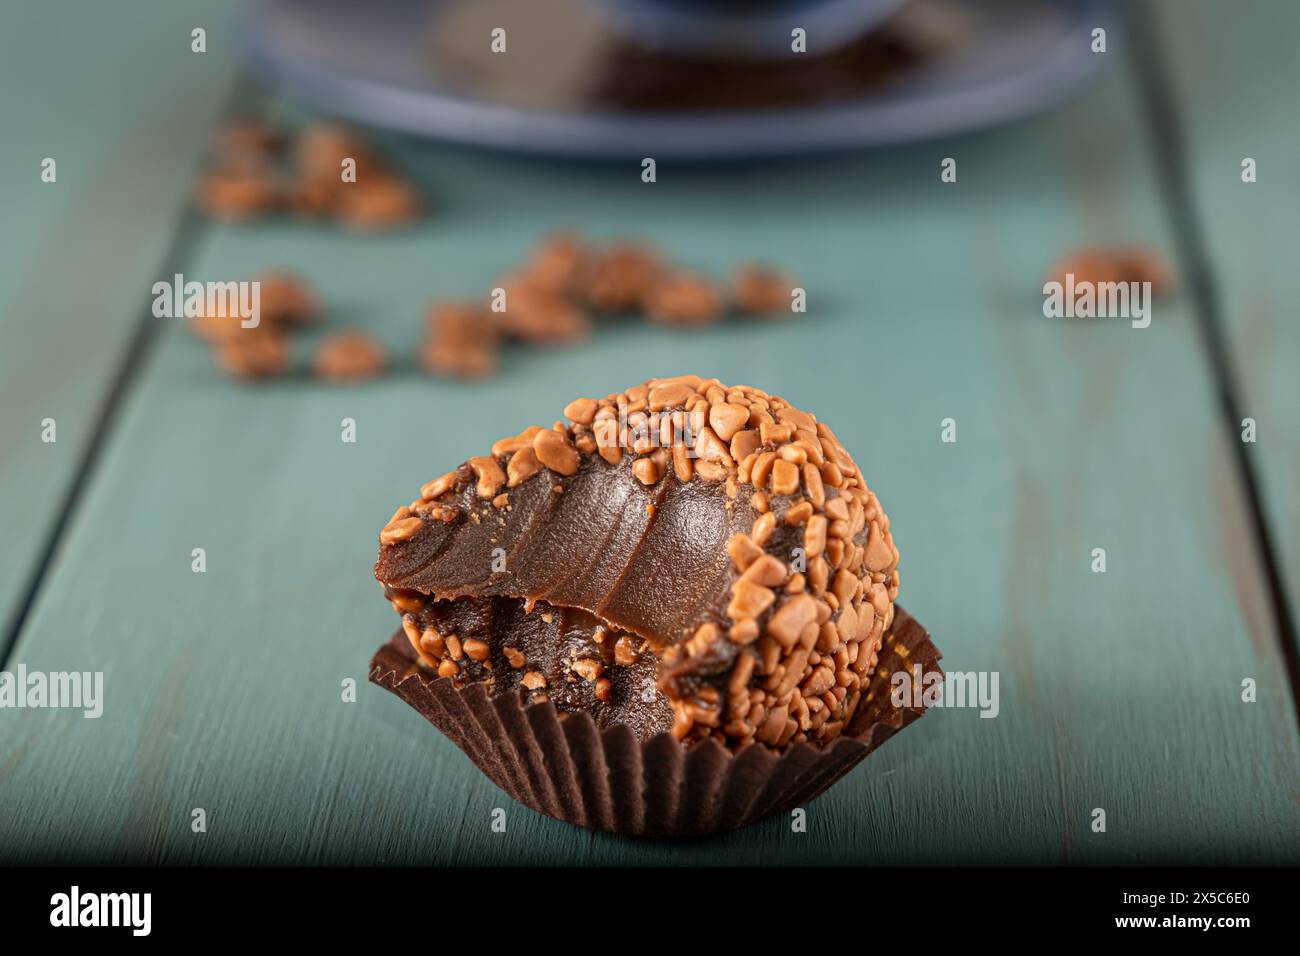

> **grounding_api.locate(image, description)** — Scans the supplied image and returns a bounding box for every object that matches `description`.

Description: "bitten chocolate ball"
[374,376,900,752]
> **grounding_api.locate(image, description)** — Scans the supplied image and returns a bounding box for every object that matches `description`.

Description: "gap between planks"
[0,73,265,670]
[1126,4,1300,729]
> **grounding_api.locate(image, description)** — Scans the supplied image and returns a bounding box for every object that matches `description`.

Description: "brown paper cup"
[369,604,942,837]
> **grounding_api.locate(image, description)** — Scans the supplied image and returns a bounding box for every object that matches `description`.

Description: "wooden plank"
[0,1,237,638]
[1147,0,1300,667]
[2,49,1297,861]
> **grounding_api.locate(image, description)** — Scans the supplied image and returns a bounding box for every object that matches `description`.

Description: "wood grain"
[1,10,1297,864]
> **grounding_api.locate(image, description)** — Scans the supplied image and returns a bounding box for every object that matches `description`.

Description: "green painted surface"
[0,1,237,633]
[1154,0,1300,633]
[0,4,1297,864]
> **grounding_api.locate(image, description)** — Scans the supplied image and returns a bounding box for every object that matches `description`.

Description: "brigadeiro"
[369,375,941,835]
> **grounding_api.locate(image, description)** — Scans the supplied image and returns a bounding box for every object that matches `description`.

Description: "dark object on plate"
[590,0,908,60]
[243,0,1111,160]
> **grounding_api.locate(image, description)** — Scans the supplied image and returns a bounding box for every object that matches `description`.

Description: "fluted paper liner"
[369,604,941,837]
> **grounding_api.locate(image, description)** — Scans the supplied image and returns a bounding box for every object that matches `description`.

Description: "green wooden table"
[2,0,1297,865]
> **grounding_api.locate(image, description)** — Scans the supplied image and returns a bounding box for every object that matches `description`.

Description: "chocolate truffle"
[374,376,900,752]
